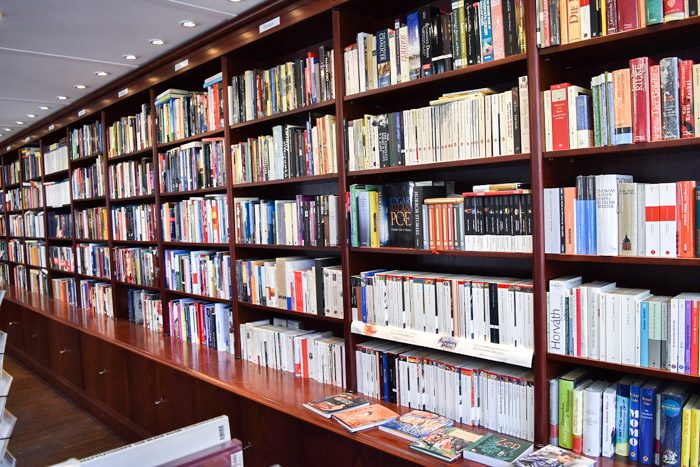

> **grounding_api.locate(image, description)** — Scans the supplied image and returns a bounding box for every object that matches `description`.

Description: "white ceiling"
[0,0,267,143]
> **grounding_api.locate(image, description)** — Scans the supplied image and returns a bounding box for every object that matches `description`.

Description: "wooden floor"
[5,356,125,465]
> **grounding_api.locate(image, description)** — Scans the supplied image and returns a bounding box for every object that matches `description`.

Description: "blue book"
[575,176,587,255]
[629,378,645,461]
[660,384,690,466]
[639,380,664,465]
[585,176,597,255]
[616,376,634,456]
[381,352,390,402]
[270,68,277,115]
[406,12,421,81]
[479,0,493,63]
[640,300,650,367]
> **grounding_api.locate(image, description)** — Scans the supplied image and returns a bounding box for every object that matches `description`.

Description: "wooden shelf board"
[113,280,160,292]
[156,129,225,150]
[76,273,111,282]
[238,301,344,324]
[112,239,158,246]
[159,186,227,199]
[109,194,156,204]
[546,253,700,266]
[47,267,74,275]
[163,241,230,248]
[232,173,338,189]
[107,147,154,163]
[544,137,700,160]
[75,239,109,244]
[69,152,102,165]
[350,247,532,259]
[46,237,73,242]
[229,100,335,130]
[234,243,340,253]
[72,195,106,204]
[165,289,230,304]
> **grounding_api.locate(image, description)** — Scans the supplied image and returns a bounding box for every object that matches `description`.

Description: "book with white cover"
[544,188,562,254]
[582,381,607,457]
[581,282,616,361]
[548,276,583,355]
[601,383,617,457]
[595,174,633,256]
[644,184,661,256]
[658,182,677,257]
[573,380,594,453]
[618,182,646,256]
[544,90,553,151]
[602,288,622,363]
[619,288,652,366]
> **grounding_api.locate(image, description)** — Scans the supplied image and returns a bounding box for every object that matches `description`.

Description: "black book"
[387,182,415,248]
[418,6,440,78]
[488,281,500,343]
[465,3,477,65]
[296,129,306,177]
[512,86,521,154]
[503,0,518,56]
[430,12,453,74]
[303,201,311,246]
[313,257,339,315]
[377,114,391,168]
[294,59,304,107]
[513,194,522,237]
[558,187,565,253]
[394,112,405,166]
[590,0,601,37]
[413,182,452,249]
[549,0,560,46]
[463,195,476,240]
[691,0,698,17]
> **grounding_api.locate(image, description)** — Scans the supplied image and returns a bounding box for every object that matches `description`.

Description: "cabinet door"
[22,310,49,366]
[47,321,83,388]
[126,353,159,435]
[0,304,24,351]
[155,364,195,433]
[80,334,130,417]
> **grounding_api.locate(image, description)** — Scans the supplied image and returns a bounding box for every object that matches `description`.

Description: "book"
[378,410,453,440]
[463,433,533,466]
[332,404,399,432]
[512,444,596,466]
[303,392,369,418]
[409,426,483,462]
[660,383,690,466]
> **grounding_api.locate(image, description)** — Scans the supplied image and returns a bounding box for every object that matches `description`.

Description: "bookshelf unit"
[0,0,699,464]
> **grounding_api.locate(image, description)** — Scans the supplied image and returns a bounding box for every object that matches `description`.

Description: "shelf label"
[351,321,534,368]
[118,88,129,98]
[259,16,280,33]
[174,59,189,71]
[48,124,55,131]
[78,109,86,117]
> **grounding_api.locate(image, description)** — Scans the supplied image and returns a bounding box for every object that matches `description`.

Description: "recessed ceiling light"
[3,129,11,132]
[15,121,24,125]
[180,20,197,28]
[38,106,49,110]
[95,71,108,77]
[26,114,36,118]
[229,0,242,2]
[57,96,68,100]
[123,54,137,60]
[150,38,165,45]
[75,84,87,89]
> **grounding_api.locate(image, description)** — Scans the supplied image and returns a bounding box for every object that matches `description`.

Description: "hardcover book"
[463,433,534,466]
[303,392,369,418]
[331,403,398,432]
[409,426,483,462]
[660,384,690,466]
[378,410,453,440]
[661,57,681,140]
[512,444,596,466]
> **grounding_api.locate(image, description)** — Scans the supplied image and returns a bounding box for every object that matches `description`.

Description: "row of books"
[75,207,108,241]
[113,246,159,287]
[80,280,112,319]
[551,369,697,464]
[127,289,162,333]
[4,188,21,211]
[356,339,534,440]
[161,195,228,244]
[47,212,71,238]
[344,1,526,96]
[21,182,43,210]
[76,243,110,279]
[27,268,49,296]
[536,0,699,48]
[7,240,23,263]
[12,266,27,290]
[112,204,156,242]
[52,277,76,304]
[25,240,46,267]
[353,270,533,348]
[347,81,529,172]
[544,177,698,258]
[44,180,70,207]
[70,121,103,160]
[236,256,343,318]
[24,211,44,237]
[71,156,105,199]
[3,160,20,186]
[107,104,151,158]
[231,116,338,184]
[159,139,226,193]
[164,250,232,300]
[234,195,340,247]
[203,72,225,133]
[548,276,700,375]
[43,140,69,175]
[48,245,73,272]
[228,46,334,124]
[20,148,41,180]
[8,214,24,238]
[0,264,8,288]
[108,158,154,199]
[544,57,700,152]
[169,298,232,352]
[240,318,345,387]
[154,89,212,143]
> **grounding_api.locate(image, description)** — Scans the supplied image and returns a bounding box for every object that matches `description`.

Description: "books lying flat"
[378,410,453,441]
[511,444,596,466]
[303,392,369,418]
[462,433,533,466]
[331,404,398,432]
[409,426,483,462]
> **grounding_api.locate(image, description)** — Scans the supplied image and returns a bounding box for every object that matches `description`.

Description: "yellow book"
[601,0,607,36]
[369,191,379,247]
[682,395,698,467]
[691,397,700,467]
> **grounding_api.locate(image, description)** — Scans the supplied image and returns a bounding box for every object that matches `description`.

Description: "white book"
[573,380,594,450]
[619,288,651,366]
[658,182,677,257]
[603,288,621,363]
[595,174,633,256]
[669,296,680,372]
[544,188,562,254]
[580,281,616,360]
[582,381,606,457]
[398,26,410,84]
[544,90,553,151]
[645,184,661,256]
[581,1,592,40]
[548,276,583,354]
[601,384,617,458]
[519,76,530,154]
[567,86,591,149]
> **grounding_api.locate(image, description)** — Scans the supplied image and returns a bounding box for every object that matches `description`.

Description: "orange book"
[447,204,455,250]
[332,404,399,432]
[428,205,437,250]
[564,187,577,254]
[677,181,697,258]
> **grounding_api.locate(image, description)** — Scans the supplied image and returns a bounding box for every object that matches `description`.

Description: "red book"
[691,300,699,374]
[564,186,576,254]
[550,83,571,151]
[617,0,639,30]
[650,64,663,141]
[294,270,304,311]
[664,0,686,20]
[606,0,619,33]
[680,59,695,138]
[677,181,697,257]
[631,57,655,142]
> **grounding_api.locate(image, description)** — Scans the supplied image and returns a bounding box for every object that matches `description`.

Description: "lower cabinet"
[80,334,130,418]
[22,309,50,367]
[0,304,24,351]
[47,320,83,388]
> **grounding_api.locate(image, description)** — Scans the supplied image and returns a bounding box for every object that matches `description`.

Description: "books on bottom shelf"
[351,321,533,368]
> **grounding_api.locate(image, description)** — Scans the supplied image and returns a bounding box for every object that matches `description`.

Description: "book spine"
[681,60,695,138]
[550,378,560,445]
[602,387,617,457]
[661,57,681,140]
[631,57,652,143]
[639,385,657,464]
[629,382,642,461]
[616,380,631,456]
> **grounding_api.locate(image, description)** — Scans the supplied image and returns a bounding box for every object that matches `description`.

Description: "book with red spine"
[680,59,695,138]
[606,0,619,33]
[663,0,686,20]
[630,57,655,143]
[564,186,576,255]
[551,83,571,150]
[650,64,663,142]
[677,181,697,258]
[617,0,639,30]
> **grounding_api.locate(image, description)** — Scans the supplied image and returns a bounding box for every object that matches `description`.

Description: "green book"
[646,0,664,25]
[558,368,588,449]
[462,433,534,466]
[409,426,483,462]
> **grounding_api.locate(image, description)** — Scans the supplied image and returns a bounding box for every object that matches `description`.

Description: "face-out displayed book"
[303,392,369,418]
[511,444,596,466]
[378,410,453,441]
[331,404,399,432]
[409,426,483,462]
[462,433,534,466]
